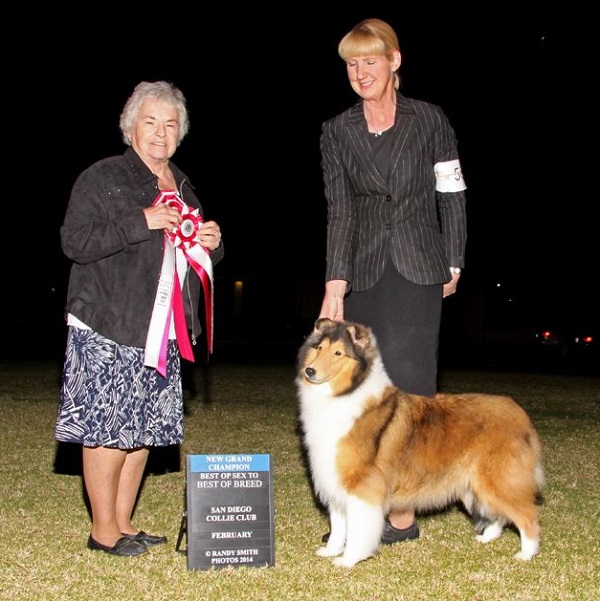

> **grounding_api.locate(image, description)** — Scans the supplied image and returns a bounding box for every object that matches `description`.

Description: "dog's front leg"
[316,506,345,557]
[333,496,384,568]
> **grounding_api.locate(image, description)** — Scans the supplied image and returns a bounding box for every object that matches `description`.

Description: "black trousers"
[345,263,442,396]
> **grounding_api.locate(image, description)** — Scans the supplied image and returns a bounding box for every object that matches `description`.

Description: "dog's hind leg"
[332,495,384,568]
[467,495,506,543]
[472,482,541,560]
[472,515,495,536]
[515,527,540,561]
[503,477,542,560]
[464,494,495,536]
[496,502,540,560]
[511,506,541,561]
[475,518,505,543]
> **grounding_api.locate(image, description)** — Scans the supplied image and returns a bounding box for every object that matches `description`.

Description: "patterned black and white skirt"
[55,326,184,449]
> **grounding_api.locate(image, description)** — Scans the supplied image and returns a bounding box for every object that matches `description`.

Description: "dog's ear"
[314,317,335,333]
[347,322,372,350]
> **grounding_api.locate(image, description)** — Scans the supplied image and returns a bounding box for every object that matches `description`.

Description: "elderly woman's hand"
[197,220,222,250]
[144,204,182,232]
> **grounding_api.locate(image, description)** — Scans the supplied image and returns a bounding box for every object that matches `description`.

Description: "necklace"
[374,129,383,137]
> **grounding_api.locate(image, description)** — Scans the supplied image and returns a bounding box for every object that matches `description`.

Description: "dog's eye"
[335,350,342,356]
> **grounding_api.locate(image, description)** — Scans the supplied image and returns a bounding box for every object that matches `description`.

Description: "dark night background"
[4,6,597,369]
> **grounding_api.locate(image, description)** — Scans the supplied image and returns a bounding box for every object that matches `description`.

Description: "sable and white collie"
[296,318,544,568]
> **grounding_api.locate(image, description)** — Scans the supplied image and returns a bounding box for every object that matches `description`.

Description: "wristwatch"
[449,267,462,275]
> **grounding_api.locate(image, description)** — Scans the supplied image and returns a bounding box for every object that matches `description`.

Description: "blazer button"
[385,195,392,202]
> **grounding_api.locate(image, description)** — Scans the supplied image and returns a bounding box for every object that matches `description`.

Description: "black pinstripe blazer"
[321,93,467,291]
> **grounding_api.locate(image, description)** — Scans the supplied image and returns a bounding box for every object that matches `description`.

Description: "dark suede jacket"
[61,147,224,349]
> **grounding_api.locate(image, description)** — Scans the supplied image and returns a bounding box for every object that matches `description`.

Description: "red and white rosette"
[144,191,214,376]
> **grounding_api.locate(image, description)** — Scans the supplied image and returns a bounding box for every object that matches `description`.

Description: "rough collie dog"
[296,318,544,568]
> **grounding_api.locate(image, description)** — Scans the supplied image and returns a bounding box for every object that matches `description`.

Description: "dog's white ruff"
[300,356,391,568]
[299,356,390,512]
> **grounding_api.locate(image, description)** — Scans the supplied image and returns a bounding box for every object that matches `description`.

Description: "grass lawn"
[1,359,598,600]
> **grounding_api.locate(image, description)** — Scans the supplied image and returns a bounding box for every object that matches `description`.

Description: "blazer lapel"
[345,102,388,189]
[389,95,417,177]
[344,96,417,191]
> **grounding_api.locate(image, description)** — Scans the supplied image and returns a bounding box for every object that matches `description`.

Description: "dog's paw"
[332,554,364,568]
[514,537,539,561]
[316,545,342,557]
[475,521,503,543]
[514,550,536,561]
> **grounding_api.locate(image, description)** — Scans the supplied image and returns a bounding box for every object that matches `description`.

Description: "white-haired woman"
[56,81,224,556]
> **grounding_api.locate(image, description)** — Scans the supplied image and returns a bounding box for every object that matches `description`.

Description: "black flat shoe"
[321,520,420,545]
[123,531,167,547]
[87,535,147,556]
[380,519,420,545]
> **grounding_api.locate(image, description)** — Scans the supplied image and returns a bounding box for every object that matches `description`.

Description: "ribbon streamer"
[144,191,214,376]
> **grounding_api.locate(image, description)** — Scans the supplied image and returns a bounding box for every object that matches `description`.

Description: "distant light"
[234,281,244,317]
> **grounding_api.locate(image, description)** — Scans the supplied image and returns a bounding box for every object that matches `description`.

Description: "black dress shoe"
[87,535,147,556]
[123,531,167,547]
[380,519,420,545]
[321,520,420,545]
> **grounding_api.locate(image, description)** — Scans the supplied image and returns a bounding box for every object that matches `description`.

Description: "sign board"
[185,453,275,570]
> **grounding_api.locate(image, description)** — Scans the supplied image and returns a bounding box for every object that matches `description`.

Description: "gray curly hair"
[119,81,190,146]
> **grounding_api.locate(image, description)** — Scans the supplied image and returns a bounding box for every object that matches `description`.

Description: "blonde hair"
[338,18,401,89]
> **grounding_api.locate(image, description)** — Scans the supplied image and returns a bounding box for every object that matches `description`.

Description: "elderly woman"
[56,81,224,556]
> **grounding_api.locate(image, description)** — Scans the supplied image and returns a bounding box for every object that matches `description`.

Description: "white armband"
[434,159,466,192]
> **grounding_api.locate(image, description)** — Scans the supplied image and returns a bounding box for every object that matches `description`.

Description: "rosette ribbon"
[144,191,214,377]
